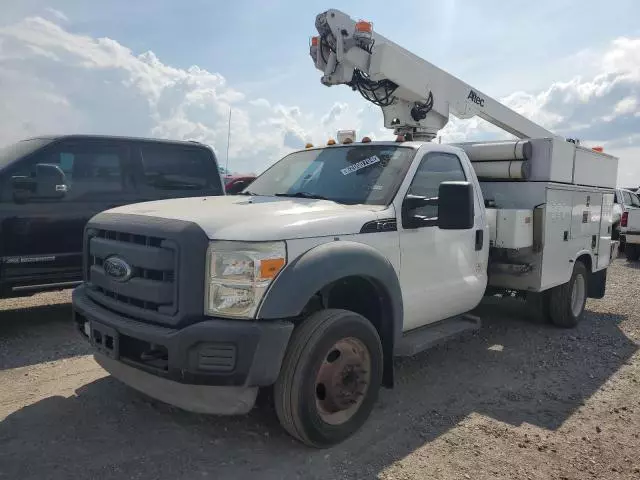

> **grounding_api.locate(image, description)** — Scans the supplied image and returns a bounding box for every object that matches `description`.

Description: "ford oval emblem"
[103,256,133,282]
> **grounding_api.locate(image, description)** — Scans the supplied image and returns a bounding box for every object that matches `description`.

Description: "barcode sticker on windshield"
[341,155,381,175]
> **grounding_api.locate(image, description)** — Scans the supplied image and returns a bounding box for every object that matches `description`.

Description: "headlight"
[205,241,287,318]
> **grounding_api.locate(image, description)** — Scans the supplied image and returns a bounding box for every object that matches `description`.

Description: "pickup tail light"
[622,211,628,227]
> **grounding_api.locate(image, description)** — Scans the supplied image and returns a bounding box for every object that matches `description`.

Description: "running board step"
[395,314,481,357]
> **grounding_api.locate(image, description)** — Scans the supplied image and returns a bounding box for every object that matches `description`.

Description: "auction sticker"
[341,155,381,175]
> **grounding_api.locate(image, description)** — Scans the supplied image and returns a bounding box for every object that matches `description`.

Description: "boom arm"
[311,9,558,141]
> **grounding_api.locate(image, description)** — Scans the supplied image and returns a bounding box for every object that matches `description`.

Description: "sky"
[1,0,639,184]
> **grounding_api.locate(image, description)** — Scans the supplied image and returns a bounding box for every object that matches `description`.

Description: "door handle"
[475,229,484,251]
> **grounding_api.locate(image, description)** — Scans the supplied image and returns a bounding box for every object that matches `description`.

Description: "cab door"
[396,149,486,331]
[0,139,138,289]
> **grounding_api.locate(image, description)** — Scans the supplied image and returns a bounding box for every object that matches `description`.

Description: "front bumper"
[73,285,293,412]
[93,353,259,415]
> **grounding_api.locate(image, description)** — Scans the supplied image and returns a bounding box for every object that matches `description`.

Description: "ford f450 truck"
[72,9,619,448]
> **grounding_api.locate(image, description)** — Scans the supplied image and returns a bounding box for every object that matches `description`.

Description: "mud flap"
[588,268,607,299]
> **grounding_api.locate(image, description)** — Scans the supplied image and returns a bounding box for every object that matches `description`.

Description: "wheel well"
[576,253,592,272]
[299,275,395,388]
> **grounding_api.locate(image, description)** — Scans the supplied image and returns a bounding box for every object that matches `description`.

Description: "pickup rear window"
[245,145,416,205]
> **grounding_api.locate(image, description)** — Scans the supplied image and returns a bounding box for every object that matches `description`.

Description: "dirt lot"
[1,260,639,480]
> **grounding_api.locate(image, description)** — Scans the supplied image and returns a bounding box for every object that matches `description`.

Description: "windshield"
[245,145,416,205]
[0,138,53,170]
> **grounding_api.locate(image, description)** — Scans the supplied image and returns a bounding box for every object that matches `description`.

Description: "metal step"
[395,314,481,357]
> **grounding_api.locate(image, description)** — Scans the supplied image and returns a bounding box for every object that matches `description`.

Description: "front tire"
[549,261,588,328]
[274,309,383,448]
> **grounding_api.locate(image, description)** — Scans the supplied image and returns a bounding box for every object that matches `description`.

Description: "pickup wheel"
[549,261,588,328]
[273,309,383,448]
[625,244,640,261]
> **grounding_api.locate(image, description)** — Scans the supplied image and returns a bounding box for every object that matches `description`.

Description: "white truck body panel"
[455,138,618,188]
[486,209,534,249]
[573,146,618,189]
[598,192,615,269]
[482,182,613,292]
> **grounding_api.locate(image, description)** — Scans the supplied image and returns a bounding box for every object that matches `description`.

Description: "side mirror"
[437,181,474,230]
[12,163,68,202]
[35,163,68,199]
[401,194,437,229]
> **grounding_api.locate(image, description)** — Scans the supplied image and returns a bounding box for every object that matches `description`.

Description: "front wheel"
[274,309,383,448]
[549,261,588,328]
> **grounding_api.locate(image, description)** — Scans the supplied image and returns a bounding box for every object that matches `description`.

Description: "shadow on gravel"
[0,302,90,370]
[621,260,640,270]
[0,300,637,480]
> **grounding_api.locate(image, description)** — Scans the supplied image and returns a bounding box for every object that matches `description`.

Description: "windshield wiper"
[238,191,258,195]
[274,191,329,200]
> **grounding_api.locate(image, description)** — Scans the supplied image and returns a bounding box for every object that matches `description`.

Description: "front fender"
[257,240,403,385]
[258,240,402,326]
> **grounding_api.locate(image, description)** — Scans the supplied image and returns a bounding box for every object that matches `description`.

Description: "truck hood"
[107,195,388,240]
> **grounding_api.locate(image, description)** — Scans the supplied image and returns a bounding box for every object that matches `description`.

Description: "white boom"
[310,9,560,141]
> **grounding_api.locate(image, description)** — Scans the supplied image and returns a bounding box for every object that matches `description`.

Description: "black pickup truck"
[0,134,224,298]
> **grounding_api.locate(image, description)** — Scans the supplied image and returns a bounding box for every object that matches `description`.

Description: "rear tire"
[274,309,383,448]
[549,261,588,328]
[626,244,640,261]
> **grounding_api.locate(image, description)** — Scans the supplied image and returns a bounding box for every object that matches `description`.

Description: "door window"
[139,144,222,192]
[4,141,127,202]
[406,152,467,219]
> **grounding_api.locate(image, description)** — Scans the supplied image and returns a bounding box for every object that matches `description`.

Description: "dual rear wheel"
[527,261,588,328]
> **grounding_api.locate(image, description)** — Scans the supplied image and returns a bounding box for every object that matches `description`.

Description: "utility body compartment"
[457,137,618,188]
[482,181,615,292]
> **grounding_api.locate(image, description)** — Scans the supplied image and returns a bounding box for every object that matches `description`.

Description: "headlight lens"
[205,241,287,318]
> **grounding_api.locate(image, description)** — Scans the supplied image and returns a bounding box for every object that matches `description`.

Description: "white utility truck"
[72,9,619,448]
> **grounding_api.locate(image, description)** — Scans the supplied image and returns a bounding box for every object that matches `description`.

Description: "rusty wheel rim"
[314,337,371,425]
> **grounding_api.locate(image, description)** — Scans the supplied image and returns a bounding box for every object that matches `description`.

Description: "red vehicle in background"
[223,174,256,194]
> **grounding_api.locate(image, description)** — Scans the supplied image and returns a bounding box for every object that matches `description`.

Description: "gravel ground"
[0,259,639,480]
